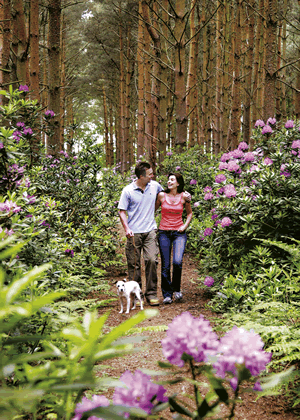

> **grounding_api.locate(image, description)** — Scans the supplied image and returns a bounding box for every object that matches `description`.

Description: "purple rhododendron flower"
[250,165,259,173]
[204,192,214,200]
[166,151,172,156]
[211,214,218,220]
[261,125,273,135]
[220,153,231,162]
[220,217,232,227]
[227,161,240,172]
[231,149,244,159]
[216,187,224,196]
[224,184,236,198]
[0,200,22,213]
[113,370,167,415]
[194,202,200,207]
[203,227,213,237]
[213,326,272,387]
[263,157,273,165]
[0,142,4,149]
[219,162,228,170]
[204,276,214,287]
[45,110,55,118]
[244,152,255,162]
[255,119,265,128]
[267,117,276,125]
[238,141,249,150]
[285,120,294,129]
[23,127,33,136]
[281,171,291,178]
[162,312,219,367]
[204,186,212,193]
[175,166,181,171]
[19,85,29,92]
[215,174,226,183]
[253,381,262,391]
[291,140,300,149]
[16,122,25,128]
[72,395,110,420]
[65,249,74,257]
[190,179,197,185]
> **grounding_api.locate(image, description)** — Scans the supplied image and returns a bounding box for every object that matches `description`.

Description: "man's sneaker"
[147,297,160,306]
[163,297,172,304]
[174,292,183,301]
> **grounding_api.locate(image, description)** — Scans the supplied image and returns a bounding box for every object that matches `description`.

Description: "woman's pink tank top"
[159,192,184,230]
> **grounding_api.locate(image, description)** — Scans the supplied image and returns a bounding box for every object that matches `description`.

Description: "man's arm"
[119,210,134,238]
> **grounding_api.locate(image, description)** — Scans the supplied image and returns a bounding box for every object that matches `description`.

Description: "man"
[118,161,191,306]
[118,162,162,305]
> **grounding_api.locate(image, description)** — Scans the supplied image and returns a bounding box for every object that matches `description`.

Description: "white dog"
[115,279,144,314]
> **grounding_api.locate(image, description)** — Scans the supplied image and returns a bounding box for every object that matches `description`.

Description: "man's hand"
[183,191,191,203]
[125,228,134,238]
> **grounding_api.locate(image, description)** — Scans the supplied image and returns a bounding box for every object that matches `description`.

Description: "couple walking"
[118,161,193,305]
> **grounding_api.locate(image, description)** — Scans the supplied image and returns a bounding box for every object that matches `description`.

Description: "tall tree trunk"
[174,0,187,152]
[60,14,66,150]
[143,13,152,161]
[29,0,40,101]
[263,0,278,121]
[119,20,126,171]
[186,0,198,148]
[214,0,223,153]
[48,0,61,154]
[66,95,74,153]
[103,84,110,167]
[222,0,231,150]
[142,0,160,172]
[199,2,208,148]
[1,0,11,100]
[243,0,254,145]
[158,0,169,161]
[125,24,132,169]
[230,0,242,150]
[11,0,27,85]
[109,101,114,165]
[281,0,287,120]
[137,0,144,158]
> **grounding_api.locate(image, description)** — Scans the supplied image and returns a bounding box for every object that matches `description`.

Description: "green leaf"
[81,405,148,420]
[168,397,194,418]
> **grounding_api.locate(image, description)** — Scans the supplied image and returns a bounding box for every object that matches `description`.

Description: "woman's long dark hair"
[165,172,185,193]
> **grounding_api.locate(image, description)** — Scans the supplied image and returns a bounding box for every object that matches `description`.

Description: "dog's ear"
[123,278,127,282]
[113,280,118,284]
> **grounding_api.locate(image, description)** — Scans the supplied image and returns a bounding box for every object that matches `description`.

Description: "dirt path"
[94,234,298,420]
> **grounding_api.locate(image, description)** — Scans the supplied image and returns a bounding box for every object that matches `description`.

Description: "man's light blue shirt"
[118,180,163,233]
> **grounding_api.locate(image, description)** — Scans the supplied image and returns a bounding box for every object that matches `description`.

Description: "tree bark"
[11,0,28,85]
[137,0,144,158]
[48,0,61,154]
[174,0,187,152]
[29,0,40,102]
[263,0,278,121]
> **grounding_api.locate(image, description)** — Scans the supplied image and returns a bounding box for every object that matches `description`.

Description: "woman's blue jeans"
[158,230,187,299]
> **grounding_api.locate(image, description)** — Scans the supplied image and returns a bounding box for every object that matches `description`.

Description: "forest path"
[93,228,297,420]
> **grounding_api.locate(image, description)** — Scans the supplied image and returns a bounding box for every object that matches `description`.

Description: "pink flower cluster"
[213,326,272,386]
[113,370,168,414]
[215,174,226,183]
[224,184,236,198]
[220,217,232,227]
[162,312,219,367]
[163,313,271,391]
[204,276,214,286]
[0,200,22,214]
[72,395,110,420]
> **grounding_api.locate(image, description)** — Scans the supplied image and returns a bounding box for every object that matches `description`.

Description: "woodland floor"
[91,227,300,420]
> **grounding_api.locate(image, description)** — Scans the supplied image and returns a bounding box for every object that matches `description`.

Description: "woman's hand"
[183,191,191,202]
[177,225,186,232]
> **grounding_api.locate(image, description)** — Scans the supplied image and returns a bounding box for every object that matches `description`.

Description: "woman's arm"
[178,200,193,232]
[155,192,164,211]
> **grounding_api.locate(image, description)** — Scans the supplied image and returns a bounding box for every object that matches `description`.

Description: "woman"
[155,173,193,304]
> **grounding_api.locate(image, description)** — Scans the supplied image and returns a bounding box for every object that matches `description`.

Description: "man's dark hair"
[165,172,185,193]
[135,161,151,178]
